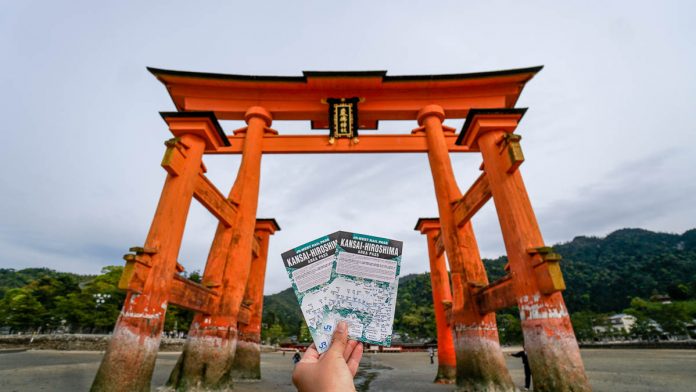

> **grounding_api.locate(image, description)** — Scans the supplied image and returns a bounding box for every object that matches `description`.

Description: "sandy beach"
[1,348,695,391]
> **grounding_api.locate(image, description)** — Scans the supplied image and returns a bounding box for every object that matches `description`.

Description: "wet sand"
[1,349,695,391]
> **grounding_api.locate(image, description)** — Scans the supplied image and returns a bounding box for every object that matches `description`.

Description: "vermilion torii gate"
[92,66,591,392]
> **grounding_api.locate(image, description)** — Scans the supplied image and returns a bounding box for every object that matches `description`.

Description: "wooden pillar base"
[231,333,261,380]
[415,219,457,385]
[167,318,238,391]
[520,294,590,392]
[452,318,516,391]
[91,316,161,392]
[434,363,457,384]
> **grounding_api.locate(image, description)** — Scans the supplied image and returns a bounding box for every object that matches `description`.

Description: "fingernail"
[336,321,347,333]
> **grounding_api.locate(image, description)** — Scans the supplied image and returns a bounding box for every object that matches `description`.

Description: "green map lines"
[281,231,403,353]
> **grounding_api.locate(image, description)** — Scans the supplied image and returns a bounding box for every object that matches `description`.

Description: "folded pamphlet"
[281,231,402,353]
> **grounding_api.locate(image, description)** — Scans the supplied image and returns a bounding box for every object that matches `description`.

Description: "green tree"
[0,288,45,331]
[164,305,194,333]
[187,270,202,283]
[263,324,285,344]
[298,321,311,342]
[47,266,125,333]
[667,283,690,301]
[570,311,597,342]
[626,297,691,337]
[630,318,660,341]
[497,313,522,345]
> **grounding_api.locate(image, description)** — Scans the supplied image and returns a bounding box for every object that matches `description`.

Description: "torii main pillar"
[463,109,591,391]
[415,218,456,384]
[417,105,515,391]
[167,107,274,390]
[91,115,228,392]
[231,218,280,379]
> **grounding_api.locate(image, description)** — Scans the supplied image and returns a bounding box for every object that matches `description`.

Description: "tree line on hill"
[2,228,696,344]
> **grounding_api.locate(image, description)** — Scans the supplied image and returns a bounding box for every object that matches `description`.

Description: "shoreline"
[2,334,694,352]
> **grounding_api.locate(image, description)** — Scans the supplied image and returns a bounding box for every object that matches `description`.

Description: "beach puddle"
[355,354,393,391]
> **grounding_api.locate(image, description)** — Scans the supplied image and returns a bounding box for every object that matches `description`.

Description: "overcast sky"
[1,1,694,294]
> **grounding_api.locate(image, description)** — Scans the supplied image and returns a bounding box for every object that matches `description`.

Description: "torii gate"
[92,66,591,392]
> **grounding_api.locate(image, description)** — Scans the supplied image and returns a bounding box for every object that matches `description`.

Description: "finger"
[300,344,320,363]
[347,343,364,377]
[343,339,358,360]
[327,321,349,356]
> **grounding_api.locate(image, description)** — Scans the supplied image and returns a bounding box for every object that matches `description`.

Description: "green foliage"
[630,318,661,341]
[485,228,696,313]
[551,229,696,313]
[0,268,109,332]
[497,313,522,344]
[569,311,597,341]
[393,274,436,341]
[262,324,285,344]
[262,288,303,337]
[0,266,208,334]
[0,288,46,330]
[625,297,694,336]
[0,268,88,300]
[164,305,194,333]
[298,321,311,342]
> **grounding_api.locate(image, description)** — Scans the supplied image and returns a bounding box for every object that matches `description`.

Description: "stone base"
[522,317,591,392]
[454,325,516,392]
[167,328,238,391]
[433,364,456,384]
[91,326,160,392]
[231,340,261,380]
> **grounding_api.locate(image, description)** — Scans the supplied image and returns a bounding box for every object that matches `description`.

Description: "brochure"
[282,231,402,353]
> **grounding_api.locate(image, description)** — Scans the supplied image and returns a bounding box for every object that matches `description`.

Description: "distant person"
[511,349,531,390]
[428,347,434,364]
[292,349,301,364]
[292,321,364,392]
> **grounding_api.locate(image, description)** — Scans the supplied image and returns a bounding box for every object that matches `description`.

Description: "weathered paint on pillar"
[418,105,515,391]
[231,219,280,379]
[168,107,272,391]
[473,112,591,392]
[415,219,456,384]
[92,127,212,391]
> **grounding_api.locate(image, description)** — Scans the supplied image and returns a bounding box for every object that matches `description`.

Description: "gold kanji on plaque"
[326,97,359,144]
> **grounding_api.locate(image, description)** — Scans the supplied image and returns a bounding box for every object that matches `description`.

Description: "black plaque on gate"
[327,97,359,142]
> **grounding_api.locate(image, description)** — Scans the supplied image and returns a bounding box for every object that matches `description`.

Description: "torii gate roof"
[148,66,542,130]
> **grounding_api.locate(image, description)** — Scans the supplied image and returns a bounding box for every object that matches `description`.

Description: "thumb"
[327,321,349,355]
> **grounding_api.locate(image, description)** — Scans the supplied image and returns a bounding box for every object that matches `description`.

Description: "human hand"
[292,321,364,392]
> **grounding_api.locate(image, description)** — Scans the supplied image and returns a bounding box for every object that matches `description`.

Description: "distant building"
[608,314,637,333]
[649,294,672,304]
[592,314,637,334]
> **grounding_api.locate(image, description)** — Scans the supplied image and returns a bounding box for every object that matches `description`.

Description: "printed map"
[281,231,402,353]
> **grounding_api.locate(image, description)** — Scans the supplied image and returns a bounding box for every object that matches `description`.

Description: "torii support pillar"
[462,109,591,391]
[415,218,456,384]
[417,105,515,391]
[231,218,280,380]
[91,114,228,392]
[167,107,273,391]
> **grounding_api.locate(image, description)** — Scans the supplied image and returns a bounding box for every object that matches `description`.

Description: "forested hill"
[263,228,696,337]
[482,228,696,313]
[0,268,91,299]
